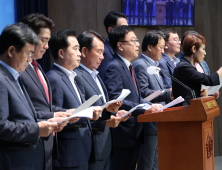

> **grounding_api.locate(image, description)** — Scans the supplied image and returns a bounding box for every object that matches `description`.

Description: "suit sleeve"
[134,64,171,103]
[0,81,39,144]
[103,64,145,116]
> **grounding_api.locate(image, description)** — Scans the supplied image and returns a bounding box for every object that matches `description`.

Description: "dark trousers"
[183,8,188,25]
[169,3,174,25]
[147,4,153,25]
[137,135,158,170]
[129,3,136,24]
[165,4,170,25]
[122,1,128,15]
[138,3,144,24]
[88,158,110,170]
[53,164,88,170]
[110,145,141,170]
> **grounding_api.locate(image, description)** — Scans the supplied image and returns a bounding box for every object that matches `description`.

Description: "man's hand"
[88,106,103,121]
[200,88,208,97]
[144,104,163,114]
[116,110,131,122]
[170,88,174,100]
[106,100,122,113]
[106,115,122,128]
[38,121,58,137]
[47,117,69,132]
[54,111,72,118]
[213,91,220,100]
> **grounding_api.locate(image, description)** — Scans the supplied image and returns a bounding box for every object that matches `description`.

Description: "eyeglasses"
[21,51,34,60]
[119,39,140,44]
[166,38,181,43]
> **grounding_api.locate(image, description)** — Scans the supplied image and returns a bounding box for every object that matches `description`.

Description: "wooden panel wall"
[48,0,222,156]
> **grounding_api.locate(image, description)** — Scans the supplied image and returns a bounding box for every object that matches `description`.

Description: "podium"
[155,1,166,25]
[137,96,220,170]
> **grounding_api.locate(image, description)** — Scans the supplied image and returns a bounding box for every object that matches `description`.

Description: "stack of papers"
[144,90,164,102]
[159,96,184,111]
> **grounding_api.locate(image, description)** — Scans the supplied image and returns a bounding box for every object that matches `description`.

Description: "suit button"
[39,138,42,143]
[88,132,91,136]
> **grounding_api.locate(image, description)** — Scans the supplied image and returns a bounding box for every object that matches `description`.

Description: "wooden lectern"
[137,96,220,170]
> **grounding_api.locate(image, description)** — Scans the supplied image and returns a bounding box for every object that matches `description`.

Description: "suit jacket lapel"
[52,65,81,105]
[141,55,164,89]
[114,54,139,97]
[105,40,114,56]
[0,65,37,120]
[97,76,109,102]
[78,66,105,103]
[162,54,175,73]
[25,64,49,105]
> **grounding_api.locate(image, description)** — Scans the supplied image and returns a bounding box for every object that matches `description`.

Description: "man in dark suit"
[182,0,189,25]
[102,25,162,170]
[158,29,180,89]
[46,29,103,170]
[97,11,128,78]
[19,14,78,170]
[133,30,172,170]
[75,30,129,170]
[174,0,181,25]
[169,0,175,25]
[0,22,67,170]
[146,0,154,25]
[138,0,145,25]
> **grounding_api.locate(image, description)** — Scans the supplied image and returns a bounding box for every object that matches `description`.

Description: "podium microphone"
[147,66,196,103]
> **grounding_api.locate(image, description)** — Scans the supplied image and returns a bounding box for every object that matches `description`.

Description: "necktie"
[31,60,50,104]
[129,64,137,90]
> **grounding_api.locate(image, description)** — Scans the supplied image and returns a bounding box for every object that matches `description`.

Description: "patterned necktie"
[31,60,50,104]
[129,64,138,90]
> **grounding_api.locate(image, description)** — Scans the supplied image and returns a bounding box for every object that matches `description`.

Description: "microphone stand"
[159,69,196,100]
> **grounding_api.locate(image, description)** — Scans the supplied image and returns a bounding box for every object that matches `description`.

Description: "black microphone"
[147,66,196,104]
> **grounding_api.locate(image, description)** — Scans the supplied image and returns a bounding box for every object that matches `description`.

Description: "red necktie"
[31,60,50,104]
[129,64,137,90]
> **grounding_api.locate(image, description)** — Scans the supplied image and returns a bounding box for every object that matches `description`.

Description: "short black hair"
[108,25,134,52]
[21,13,55,35]
[104,11,127,34]
[0,22,38,55]
[161,29,177,41]
[181,31,197,45]
[77,30,105,53]
[49,29,76,60]
[142,30,165,52]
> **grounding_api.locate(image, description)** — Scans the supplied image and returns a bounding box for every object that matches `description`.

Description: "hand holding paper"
[120,103,151,118]
[89,106,103,120]
[106,115,122,128]
[101,89,131,109]
[106,100,123,113]
[116,110,131,122]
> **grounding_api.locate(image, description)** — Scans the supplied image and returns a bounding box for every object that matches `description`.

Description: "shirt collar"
[79,63,98,78]
[142,54,159,67]
[117,54,131,68]
[54,63,77,78]
[0,60,20,81]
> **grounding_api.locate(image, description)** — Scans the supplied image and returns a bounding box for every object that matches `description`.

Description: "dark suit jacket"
[19,62,66,170]
[133,54,171,134]
[158,53,179,88]
[172,57,219,105]
[102,54,152,148]
[0,64,44,170]
[46,64,94,167]
[97,39,114,79]
[75,65,112,160]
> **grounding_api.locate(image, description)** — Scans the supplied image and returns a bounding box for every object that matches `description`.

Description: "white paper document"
[101,89,131,109]
[159,96,184,111]
[144,90,164,102]
[120,103,151,118]
[202,77,222,95]
[72,95,102,115]
[57,107,93,123]
[147,66,161,75]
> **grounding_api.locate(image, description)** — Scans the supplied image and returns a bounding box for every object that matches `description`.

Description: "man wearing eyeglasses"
[0,22,69,170]
[19,14,78,170]
[158,29,181,92]
[102,25,163,170]
[133,30,172,170]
